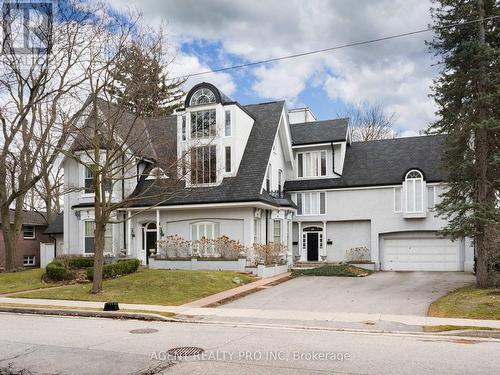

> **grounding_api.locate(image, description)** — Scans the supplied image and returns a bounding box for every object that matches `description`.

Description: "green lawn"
[292,264,372,277]
[0,269,62,294]
[13,269,255,306]
[428,285,500,320]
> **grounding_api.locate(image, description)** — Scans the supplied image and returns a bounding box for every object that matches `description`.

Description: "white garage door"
[381,233,462,271]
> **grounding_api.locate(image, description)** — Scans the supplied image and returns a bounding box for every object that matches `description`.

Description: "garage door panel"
[381,234,462,271]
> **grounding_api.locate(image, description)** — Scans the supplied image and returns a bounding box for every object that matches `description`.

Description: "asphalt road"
[0,313,498,375]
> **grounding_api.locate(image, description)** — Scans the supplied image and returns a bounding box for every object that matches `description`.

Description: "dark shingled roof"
[44,213,63,234]
[285,135,447,191]
[126,100,293,207]
[290,118,349,145]
[0,210,47,226]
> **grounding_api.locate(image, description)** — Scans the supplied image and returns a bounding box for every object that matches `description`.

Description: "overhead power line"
[171,15,499,80]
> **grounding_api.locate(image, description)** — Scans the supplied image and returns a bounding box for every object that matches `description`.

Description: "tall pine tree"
[108,42,184,117]
[429,0,500,287]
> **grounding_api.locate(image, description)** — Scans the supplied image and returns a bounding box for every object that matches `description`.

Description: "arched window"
[189,88,216,106]
[145,167,168,180]
[405,169,424,212]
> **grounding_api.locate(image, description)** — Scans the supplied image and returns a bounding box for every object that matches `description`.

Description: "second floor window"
[278,169,283,192]
[405,170,424,213]
[191,145,217,184]
[84,167,94,193]
[266,164,272,191]
[294,192,326,216]
[224,110,231,136]
[181,115,186,141]
[191,109,216,139]
[23,225,35,239]
[297,150,327,178]
[225,146,231,173]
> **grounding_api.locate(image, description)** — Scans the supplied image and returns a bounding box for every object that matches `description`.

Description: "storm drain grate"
[166,347,204,358]
[129,328,159,334]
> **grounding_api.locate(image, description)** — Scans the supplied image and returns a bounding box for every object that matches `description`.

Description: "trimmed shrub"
[46,261,68,281]
[86,259,140,281]
[67,257,94,269]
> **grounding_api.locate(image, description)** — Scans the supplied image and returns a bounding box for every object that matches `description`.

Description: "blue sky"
[108,0,438,136]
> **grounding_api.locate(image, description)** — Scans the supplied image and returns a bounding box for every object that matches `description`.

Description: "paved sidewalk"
[2,296,500,329]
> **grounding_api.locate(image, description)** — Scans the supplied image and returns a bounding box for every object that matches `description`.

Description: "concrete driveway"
[221,272,475,316]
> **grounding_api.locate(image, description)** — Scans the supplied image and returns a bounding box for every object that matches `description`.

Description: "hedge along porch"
[123,203,295,269]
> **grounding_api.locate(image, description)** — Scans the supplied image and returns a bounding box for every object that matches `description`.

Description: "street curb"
[0,306,179,322]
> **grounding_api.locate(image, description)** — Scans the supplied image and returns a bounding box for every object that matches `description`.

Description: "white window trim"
[224,109,232,137]
[23,255,35,266]
[294,192,327,216]
[296,150,328,178]
[404,170,425,213]
[22,225,35,240]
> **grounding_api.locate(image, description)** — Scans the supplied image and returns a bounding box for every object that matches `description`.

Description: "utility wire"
[171,15,499,80]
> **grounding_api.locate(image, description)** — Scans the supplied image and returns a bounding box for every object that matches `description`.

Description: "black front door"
[307,233,319,261]
[145,231,157,265]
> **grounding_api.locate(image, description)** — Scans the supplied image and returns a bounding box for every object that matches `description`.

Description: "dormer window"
[190,88,216,106]
[404,169,424,213]
[191,109,216,139]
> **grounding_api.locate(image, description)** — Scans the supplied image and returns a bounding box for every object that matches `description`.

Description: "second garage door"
[380,233,462,271]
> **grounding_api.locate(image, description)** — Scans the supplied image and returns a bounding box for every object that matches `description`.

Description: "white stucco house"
[50,82,474,272]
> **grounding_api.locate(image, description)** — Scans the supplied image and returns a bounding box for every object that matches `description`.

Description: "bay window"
[297,150,327,177]
[294,192,326,216]
[191,145,217,184]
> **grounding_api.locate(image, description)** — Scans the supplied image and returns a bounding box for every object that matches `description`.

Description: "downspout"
[122,155,126,251]
[265,210,269,245]
[330,142,342,177]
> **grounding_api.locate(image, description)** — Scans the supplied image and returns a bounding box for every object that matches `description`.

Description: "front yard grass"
[12,269,255,306]
[292,264,372,278]
[0,269,62,294]
[428,285,500,320]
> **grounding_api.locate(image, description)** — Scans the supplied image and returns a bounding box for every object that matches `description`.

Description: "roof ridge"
[351,134,444,145]
[291,118,349,126]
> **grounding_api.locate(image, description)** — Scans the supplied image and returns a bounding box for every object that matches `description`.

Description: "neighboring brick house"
[0,210,49,269]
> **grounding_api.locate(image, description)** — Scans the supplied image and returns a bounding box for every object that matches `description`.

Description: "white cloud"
[108,0,439,133]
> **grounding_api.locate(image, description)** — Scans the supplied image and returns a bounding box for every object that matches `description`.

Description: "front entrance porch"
[298,224,326,262]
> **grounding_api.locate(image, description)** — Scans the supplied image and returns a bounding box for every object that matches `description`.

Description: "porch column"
[298,221,305,261]
[127,210,132,256]
[156,209,160,255]
[322,220,327,261]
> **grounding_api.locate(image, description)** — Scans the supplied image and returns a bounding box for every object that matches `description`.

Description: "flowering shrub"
[345,247,370,263]
[157,235,192,258]
[252,242,287,265]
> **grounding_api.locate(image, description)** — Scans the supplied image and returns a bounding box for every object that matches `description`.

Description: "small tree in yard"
[252,242,287,265]
[428,0,500,287]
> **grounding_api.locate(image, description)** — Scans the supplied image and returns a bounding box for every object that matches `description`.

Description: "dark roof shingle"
[290,118,348,145]
[44,213,63,234]
[285,135,447,191]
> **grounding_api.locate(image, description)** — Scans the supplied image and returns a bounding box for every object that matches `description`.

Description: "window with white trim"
[404,170,424,213]
[23,255,35,266]
[273,219,281,245]
[294,192,326,216]
[278,169,283,192]
[84,167,94,193]
[427,185,440,209]
[181,115,186,141]
[394,187,402,212]
[191,145,217,184]
[225,146,231,173]
[84,221,112,254]
[190,88,216,106]
[224,110,231,136]
[253,218,260,244]
[266,164,272,191]
[191,109,216,139]
[297,151,327,177]
[22,225,35,239]
[191,221,220,253]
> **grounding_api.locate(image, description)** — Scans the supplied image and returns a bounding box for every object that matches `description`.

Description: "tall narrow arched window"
[189,88,216,106]
[405,169,424,213]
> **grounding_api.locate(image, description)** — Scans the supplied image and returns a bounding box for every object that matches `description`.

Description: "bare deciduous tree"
[339,104,397,142]
[0,2,103,271]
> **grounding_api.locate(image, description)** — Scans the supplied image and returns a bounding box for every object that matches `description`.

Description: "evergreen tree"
[428,0,500,287]
[108,42,184,117]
